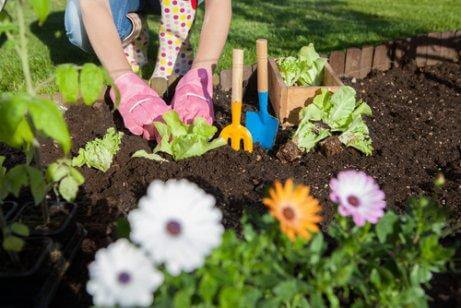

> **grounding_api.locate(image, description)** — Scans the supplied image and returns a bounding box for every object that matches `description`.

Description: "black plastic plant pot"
[0,225,87,307]
[3,201,20,222]
[0,237,55,305]
[36,223,88,308]
[14,202,78,245]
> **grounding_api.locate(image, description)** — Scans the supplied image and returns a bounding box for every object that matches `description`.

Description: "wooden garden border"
[215,30,459,89]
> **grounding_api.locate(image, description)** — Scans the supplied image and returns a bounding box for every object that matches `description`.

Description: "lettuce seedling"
[293,86,373,155]
[72,127,124,172]
[277,44,327,87]
[133,111,225,161]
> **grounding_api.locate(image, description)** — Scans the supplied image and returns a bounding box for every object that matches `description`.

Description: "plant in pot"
[0,0,88,305]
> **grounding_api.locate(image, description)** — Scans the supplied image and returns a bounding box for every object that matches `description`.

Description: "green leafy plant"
[47,159,85,202]
[0,156,30,253]
[72,127,124,172]
[153,196,453,307]
[277,43,327,87]
[0,0,87,255]
[293,86,373,155]
[56,63,109,105]
[133,111,225,161]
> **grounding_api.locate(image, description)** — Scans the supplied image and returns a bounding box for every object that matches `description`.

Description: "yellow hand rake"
[220,49,253,153]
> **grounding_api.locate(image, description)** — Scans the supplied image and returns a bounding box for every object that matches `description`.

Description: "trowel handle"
[232,49,244,105]
[256,39,268,93]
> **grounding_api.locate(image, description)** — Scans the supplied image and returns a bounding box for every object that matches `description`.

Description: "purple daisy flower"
[329,170,386,226]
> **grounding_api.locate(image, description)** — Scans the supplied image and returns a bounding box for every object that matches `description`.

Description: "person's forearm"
[80,0,131,80]
[192,0,232,70]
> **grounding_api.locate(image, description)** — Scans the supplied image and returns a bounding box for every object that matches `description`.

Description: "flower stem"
[16,0,35,95]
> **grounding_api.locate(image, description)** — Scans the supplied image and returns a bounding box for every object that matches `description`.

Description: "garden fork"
[220,49,253,153]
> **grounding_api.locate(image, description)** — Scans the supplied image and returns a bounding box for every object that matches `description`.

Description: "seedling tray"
[268,58,344,126]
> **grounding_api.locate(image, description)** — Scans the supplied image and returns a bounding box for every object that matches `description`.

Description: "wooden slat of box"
[358,46,374,79]
[373,44,391,71]
[426,32,442,66]
[344,48,362,78]
[268,58,343,126]
[414,35,428,67]
[328,51,346,76]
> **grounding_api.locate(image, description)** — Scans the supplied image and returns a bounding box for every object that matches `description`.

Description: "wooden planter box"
[268,58,344,126]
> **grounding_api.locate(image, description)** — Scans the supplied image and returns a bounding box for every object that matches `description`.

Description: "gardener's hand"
[171,67,214,125]
[111,72,171,140]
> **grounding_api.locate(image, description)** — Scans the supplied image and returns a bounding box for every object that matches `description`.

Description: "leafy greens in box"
[293,86,373,155]
[277,43,327,87]
[72,127,123,172]
[133,111,225,161]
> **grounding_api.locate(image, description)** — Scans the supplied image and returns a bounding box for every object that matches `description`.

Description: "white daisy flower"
[128,179,224,276]
[86,239,164,307]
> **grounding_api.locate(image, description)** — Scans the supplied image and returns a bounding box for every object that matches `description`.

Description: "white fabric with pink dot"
[153,0,200,78]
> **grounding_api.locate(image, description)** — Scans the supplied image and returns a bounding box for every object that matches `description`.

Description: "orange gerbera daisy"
[263,179,322,241]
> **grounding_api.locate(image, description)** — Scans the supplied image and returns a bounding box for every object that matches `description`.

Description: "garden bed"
[3,61,459,306]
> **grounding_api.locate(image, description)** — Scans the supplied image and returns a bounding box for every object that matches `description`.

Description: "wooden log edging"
[215,30,460,89]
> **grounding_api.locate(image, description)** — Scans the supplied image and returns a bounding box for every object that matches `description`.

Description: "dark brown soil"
[3,62,461,307]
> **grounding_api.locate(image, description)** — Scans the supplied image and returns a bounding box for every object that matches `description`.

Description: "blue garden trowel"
[245,39,279,150]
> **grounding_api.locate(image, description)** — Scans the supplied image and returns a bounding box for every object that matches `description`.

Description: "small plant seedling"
[293,86,373,155]
[277,43,327,87]
[133,111,225,162]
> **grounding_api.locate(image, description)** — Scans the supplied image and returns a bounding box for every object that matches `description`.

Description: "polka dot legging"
[153,0,198,78]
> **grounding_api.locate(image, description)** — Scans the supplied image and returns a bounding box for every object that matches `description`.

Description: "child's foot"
[122,13,149,73]
[171,67,214,125]
[111,72,171,140]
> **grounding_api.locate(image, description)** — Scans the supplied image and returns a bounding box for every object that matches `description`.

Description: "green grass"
[1,0,460,93]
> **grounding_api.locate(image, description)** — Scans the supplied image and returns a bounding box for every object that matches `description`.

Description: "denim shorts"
[64,0,202,52]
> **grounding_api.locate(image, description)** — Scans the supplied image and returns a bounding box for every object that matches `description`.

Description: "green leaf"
[80,63,104,106]
[132,150,168,162]
[327,86,356,128]
[298,43,320,63]
[152,111,225,161]
[56,64,79,103]
[338,116,373,155]
[3,235,25,252]
[72,127,123,172]
[28,0,51,25]
[27,97,71,154]
[277,56,301,86]
[27,166,46,204]
[10,222,30,237]
[173,287,193,308]
[376,211,399,243]
[69,166,85,185]
[219,286,241,308]
[410,265,432,285]
[46,161,68,182]
[199,273,218,303]
[353,100,372,117]
[0,94,34,149]
[273,280,299,301]
[309,232,324,254]
[278,44,326,87]
[59,176,79,202]
[4,164,29,197]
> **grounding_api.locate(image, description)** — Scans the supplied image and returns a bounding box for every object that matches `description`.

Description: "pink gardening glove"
[171,67,214,125]
[110,72,171,140]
